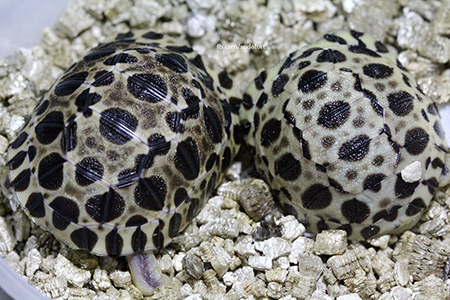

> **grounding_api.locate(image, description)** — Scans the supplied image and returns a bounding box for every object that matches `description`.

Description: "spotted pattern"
[4,31,241,256]
[241,30,449,239]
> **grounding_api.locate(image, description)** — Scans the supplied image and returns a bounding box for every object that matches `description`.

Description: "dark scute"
[174,187,189,207]
[298,47,322,58]
[134,176,167,211]
[126,215,148,227]
[424,177,439,195]
[61,120,77,153]
[363,63,393,79]
[186,198,199,223]
[341,199,370,223]
[348,45,381,57]
[350,30,364,39]
[375,41,389,53]
[221,147,232,172]
[153,220,165,248]
[50,196,80,230]
[229,97,242,115]
[99,108,138,145]
[169,213,182,238]
[317,219,329,232]
[271,73,289,97]
[142,31,163,39]
[433,120,445,139]
[85,188,125,223]
[70,227,98,252]
[363,89,384,116]
[254,70,267,90]
[131,226,147,252]
[105,228,123,255]
[260,119,282,147]
[394,174,420,198]
[298,70,327,93]
[278,55,295,74]
[127,73,168,103]
[35,111,64,145]
[352,73,362,91]
[156,52,188,73]
[297,61,311,70]
[84,49,115,62]
[363,173,387,192]
[301,137,311,160]
[397,59,408,71]
[372,205,401,223]
[7,151,27,170]
[387,91,414,116]
[317,49,347,63]
[218,70,233,89]
[38,153,66,190]
[432,157,445,169]
[206,153,218,172]
[338,135,371,161]
[10,132,28,149]
[328,178,345,193]
[174,138,200,180]
[323,34,347,44]
[75,157,104,186]
[316,163,327,173]
[147,134,171,156]
[427,103,438,115]
[75,89,101,114]
[28,146,37,162]
[35,99,50,115]
[54,72,88,96]
[11,169,31,192]
[204,106,223,143]
[256,92,268,108]
[421,109,429,122]
[405,198,427,216]
[317,101,350,129]
[301,184,332,210]
[402,74,411,87]
[166,45,194,53]
[92,70,114,86]
[274,153,301,181]
[360,225,380,239]
[104,53,138,65]
[26,193,45,218]
[166,112,183,133]
[404,127,429,155]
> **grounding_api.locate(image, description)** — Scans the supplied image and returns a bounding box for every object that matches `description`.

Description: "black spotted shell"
[241,30,449,239]
[4,31,241,255]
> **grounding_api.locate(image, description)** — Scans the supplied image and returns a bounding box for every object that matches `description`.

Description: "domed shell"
[4,31,242,255]
[241,30,449,239]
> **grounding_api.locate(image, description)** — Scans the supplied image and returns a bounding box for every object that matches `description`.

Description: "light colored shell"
[241,30,449,239]
[3,30,242,255]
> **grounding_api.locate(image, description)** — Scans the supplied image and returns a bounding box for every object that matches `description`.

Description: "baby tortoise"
[2,29,450,295]
[2,30,242,294]
[241,30,450,240]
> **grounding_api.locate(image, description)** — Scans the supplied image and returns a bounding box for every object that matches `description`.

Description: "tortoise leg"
[126,252,171,295]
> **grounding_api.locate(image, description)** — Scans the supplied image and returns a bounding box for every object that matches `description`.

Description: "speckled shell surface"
[242,30,449,239]
[5,31,241,255]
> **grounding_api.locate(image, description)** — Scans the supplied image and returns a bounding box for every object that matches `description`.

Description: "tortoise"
[2,28,450,295]
[1,30,242,294]
[240,30,450,240]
